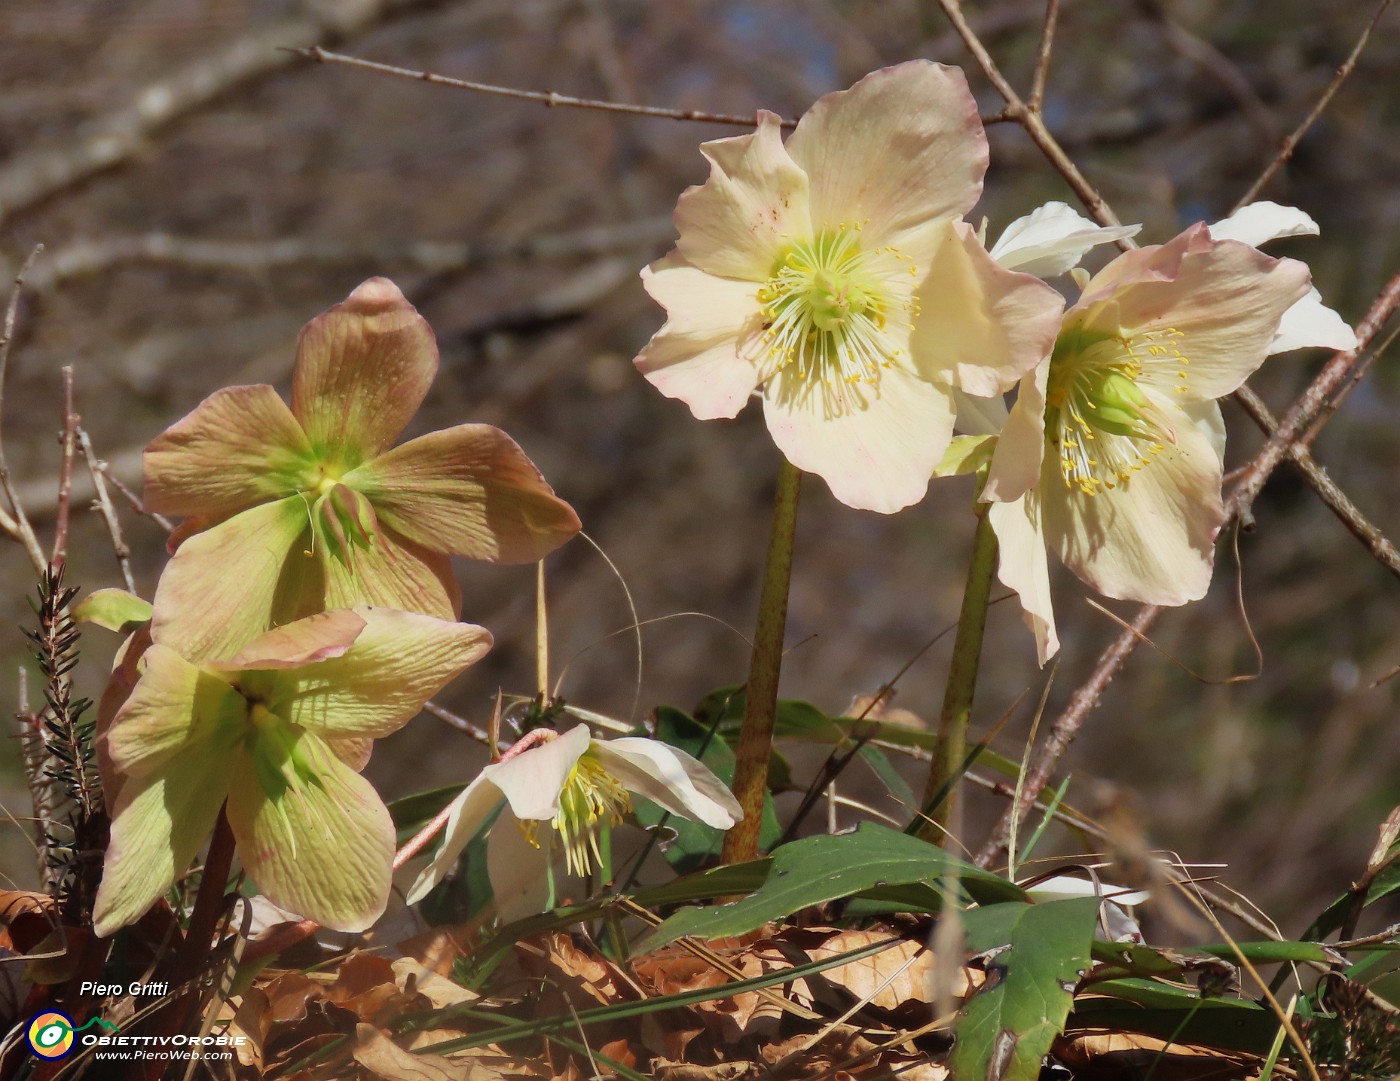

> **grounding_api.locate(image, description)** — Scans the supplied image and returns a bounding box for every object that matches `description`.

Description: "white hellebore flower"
[1026,874,1148,943]
[965,208,1345,664]
[634,60,1064,513]
[407,725,741,920]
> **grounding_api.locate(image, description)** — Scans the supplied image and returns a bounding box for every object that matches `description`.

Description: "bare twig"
[104,467,173,535]
[422,700,492,746]
[976,271,1400,868]
[50,366,79,569]
[1233,0,1395,211]
[78,427,137,593]
[0,246,49,574]
[933,0,1129,235]
[1233,385,1400,581]
[300,46,801,128]
[1027,0,1061,115]
[0,0,445,227]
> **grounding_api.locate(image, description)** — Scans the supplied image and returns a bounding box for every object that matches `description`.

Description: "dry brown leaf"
[398,921,484,977]
[392,957,478,1010]
[847,689,928,729]
[1056,1029,1258,1081]
[353,1022,464,1080]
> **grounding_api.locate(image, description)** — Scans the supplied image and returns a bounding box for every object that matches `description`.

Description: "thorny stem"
[919,506,998,844]
[722,458,802,865]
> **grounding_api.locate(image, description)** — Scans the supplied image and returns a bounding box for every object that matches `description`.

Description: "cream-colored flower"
[635,61,1063,513]
[407,725,741,920]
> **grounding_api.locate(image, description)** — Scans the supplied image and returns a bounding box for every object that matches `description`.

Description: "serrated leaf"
[952,897,1099,1081]
[641,823,1023,949]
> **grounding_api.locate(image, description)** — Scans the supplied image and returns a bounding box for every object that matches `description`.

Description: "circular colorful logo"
[26,1011,75,1059]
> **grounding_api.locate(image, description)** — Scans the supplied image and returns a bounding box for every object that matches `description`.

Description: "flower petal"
[784,61,986,249]
[143,385,312,518]
[291,278,438,463]
[218,610,367,670]
[151,497,318,665]
[1042,401,1225,605]
[1084,228,1312,399]
[269,608,492,740]
[321,526,462,620]
[635,252,766,420]
[989,201,1141,278]
[591,738,741,828]
[350,424,581,564]
[226,728,396,932]
[106,644,246,777]
[92,741,233,937]
[72,588,152,634]
[1270,287,1358,354]
[909,221,1063,397]
[1208,201,1318,247]
[486,806,554,922]
[673,111,812,281]
[762,364,956,513]
[405,774,507,905]
[482,725,592,820]
[987,497,1059,665]
[982,361,1050,504]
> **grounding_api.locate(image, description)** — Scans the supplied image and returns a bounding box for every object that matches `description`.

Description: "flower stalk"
[918,503,998,844]
[722,458,801,864]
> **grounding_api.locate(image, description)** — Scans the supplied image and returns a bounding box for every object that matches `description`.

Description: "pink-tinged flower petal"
[673,111,812,281]
[217,610,366,671]
[290,278,439,463]
[106,644,246,777]
[910,221,1063,396]
[591,739,741,828]
[1209,201,1318,247]
[93,739,234,937]
[989,202,1141,278]
[328,737,373,772]
[1080,229,1311,400]
[988,498,1059,666]
[351,425,581,564]
[982,361,1050,503]
[405,774,507,905]
[321,526,462,620]
[151,497,317,665]
[73,588,152,634]
[486,806,554,923]
[635,252,766,420]
[269,608,491,740]
[1042,402,1225,605]
[1271,287,1357,354]
[143,385,312,518]
[226,728,396,932]
[483,724,592,820]
[762,363,957,513]
[95,624,153,803]
[784,62,986,248]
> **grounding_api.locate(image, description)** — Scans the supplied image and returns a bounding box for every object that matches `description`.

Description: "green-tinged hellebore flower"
[92,607,491,937]
[960,208,1352,663]
[144,278,581,663]
[634,60,1064,513]
[407,724,741,921]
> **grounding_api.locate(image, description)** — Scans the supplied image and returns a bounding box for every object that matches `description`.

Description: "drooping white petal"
[1209,201,1318,247]
[981,361,1049,504]
[404,773,507,905]
[486,806,554,923]
[481,724,592,821]
[1270,287,1358,354]
[591,738,741,829]
[951,388,1008,438]
[989,202,1141,278]
[988,497,1059,665]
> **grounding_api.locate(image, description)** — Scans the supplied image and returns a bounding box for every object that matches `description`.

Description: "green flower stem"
[722,457,802,865]
[918,504,998,845]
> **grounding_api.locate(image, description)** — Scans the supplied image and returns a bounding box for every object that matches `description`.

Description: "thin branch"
[0,0,446,227]
[50,366,79,569]
[1233,0,1394,211]
[422,700,492,746]
[977,270,1400,868]
[1027,0,1061,115]
[1233,385,1400,581]
[104,468,173,535]
[933,0,1129,234]
[300,46,801,128]
[0,246,49,575]
[78,427,137,593]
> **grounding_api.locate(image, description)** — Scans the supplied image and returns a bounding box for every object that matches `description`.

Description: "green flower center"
[294,466,379,567]
[1044,325,1189,495]
[519,751,631,877]
[757,227,917,388]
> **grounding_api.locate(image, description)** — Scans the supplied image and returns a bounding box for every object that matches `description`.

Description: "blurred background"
[0,0,1397,936]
